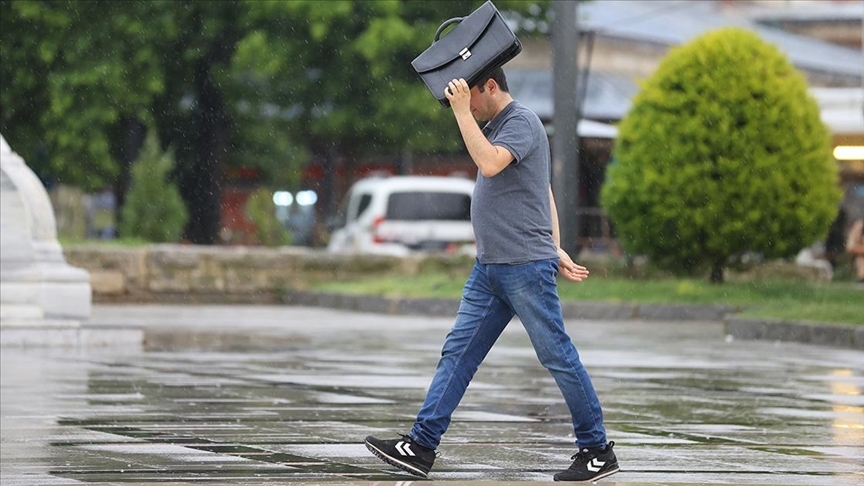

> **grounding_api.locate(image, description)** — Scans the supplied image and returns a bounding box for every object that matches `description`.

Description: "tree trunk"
[321,145,339,218]
[112,116,146,236]
[182,60,228,245]
[397,147,413,175]
[710,263,724,283]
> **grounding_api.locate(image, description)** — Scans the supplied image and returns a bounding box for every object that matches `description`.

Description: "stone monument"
[1,134,92,339]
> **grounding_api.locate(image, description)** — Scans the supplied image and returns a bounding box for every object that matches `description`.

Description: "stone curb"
[283,290,860,350]
[724,317,863,350]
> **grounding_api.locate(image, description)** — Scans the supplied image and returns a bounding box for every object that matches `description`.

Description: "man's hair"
[476,67,509,93]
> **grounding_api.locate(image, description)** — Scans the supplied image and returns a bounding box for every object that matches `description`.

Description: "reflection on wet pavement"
[1,305,862,485]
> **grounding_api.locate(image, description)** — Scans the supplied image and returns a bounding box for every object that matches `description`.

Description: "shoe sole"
[590,465,620,483]
[554,464,620,482]
[364,440,429,478]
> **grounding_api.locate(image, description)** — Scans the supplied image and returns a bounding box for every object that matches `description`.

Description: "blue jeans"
[409,259,607,450]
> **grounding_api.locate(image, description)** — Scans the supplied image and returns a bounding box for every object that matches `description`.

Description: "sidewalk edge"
[283,290,861,349]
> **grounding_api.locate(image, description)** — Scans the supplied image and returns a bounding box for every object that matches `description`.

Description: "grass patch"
[737,301,862,326]
[311,274,863,326]
[60,236,153,247]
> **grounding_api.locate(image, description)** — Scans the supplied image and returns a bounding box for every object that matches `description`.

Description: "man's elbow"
[479,165,502,178]
[477,158,509,177]
[475,146,513,178]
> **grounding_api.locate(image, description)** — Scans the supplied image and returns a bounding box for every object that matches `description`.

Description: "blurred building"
[721,0,863,49]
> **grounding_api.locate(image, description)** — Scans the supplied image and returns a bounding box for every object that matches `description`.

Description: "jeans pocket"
[496,261,535,293]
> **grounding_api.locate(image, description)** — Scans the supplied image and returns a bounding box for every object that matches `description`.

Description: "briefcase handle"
[434,17,463,42]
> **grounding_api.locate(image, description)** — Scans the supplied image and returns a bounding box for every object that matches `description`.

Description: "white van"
[327,175,476,256]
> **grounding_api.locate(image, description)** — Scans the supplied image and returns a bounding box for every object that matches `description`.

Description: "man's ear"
[486,78,497,94]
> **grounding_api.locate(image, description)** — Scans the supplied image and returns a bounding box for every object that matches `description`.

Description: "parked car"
[327,175,475,256]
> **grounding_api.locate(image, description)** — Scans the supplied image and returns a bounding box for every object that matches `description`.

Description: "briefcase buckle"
[459,47,471,60]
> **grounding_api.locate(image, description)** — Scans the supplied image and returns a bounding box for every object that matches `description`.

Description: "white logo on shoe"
[395,441,416,457]
[587,458,605,472]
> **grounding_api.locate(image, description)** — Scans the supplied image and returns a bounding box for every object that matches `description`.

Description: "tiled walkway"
[1,305,862,485]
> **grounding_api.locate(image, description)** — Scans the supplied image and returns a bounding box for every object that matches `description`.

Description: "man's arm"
[446,78,512,177]
[550,186,562,248]
[550,187,589,282]
[848,219,864,255]
[452,107,513,177]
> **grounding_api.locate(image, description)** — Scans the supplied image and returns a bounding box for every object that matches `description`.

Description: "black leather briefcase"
[411,0,522,107]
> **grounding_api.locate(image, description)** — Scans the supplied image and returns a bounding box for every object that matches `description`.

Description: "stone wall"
[64,244,832,305]
[62,244,470,304]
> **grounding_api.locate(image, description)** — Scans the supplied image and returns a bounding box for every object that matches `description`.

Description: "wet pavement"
[1,304,862,485]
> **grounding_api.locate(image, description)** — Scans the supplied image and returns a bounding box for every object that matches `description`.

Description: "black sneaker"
[553,441,619,482]
[364,434,436,478]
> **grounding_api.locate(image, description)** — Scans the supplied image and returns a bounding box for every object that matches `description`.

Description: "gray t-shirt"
[471,100,558,264]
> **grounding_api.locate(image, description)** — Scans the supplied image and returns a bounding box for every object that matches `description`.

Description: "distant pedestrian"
[847,218,864,283]
[364,68,619,482]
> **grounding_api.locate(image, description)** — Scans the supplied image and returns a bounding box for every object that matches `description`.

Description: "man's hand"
[557,247,589,282]
[445,78,471,115]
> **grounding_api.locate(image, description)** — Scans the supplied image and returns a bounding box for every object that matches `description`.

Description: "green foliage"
[245,188,292,247]
[119,131,187,242]
[1,0,552,242]
[233,0,550,161]
[601,28,841,281]
[1,0,169,190]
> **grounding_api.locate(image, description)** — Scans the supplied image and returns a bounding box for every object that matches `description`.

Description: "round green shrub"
[601,27,841,282]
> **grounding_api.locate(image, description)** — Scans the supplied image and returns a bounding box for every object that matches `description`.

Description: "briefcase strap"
[434,17,464,41]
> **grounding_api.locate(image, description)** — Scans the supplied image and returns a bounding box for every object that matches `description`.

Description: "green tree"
[601,28,841,283]
[0,0,169,188]
[119,130,188,242]
[0,0,251,244]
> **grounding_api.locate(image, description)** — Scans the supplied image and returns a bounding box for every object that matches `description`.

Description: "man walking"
[365,68,619,483]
